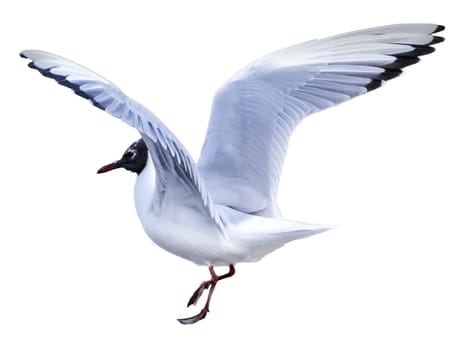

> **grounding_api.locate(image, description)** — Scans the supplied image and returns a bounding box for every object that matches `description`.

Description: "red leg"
[178,265,235,325]
[187,265,235,307]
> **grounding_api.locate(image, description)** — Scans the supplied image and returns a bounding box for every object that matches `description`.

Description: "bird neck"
[134,156,156,218]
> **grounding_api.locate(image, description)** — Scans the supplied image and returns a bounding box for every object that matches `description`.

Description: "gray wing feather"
[198,23,444,215]
[21,50,222,226]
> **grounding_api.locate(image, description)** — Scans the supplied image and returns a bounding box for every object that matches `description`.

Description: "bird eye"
[125,151,135,158]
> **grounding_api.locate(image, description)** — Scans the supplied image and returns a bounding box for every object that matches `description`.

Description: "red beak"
[97,161,121,174]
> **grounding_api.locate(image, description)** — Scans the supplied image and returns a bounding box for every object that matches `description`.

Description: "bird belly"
[133,161,236,265]
[137,205,236,266]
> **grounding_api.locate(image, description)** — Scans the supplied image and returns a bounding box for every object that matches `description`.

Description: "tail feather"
[242,221,335,249]
[223,207,335,262]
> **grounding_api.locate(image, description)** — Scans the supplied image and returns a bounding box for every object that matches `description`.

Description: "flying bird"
[21,23,444,324]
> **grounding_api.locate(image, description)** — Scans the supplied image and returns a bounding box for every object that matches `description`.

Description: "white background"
[1,1,452,349]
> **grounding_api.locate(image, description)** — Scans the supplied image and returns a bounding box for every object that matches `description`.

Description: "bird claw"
[187,281,211,307]
[177,308,209,325]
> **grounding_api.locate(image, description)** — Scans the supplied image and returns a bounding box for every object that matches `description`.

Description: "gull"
[21,23,444,324]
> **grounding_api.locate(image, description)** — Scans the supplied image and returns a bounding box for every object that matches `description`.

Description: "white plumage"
[21,23,444,323]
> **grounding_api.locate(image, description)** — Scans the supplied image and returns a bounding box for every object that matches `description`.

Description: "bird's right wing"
[21,50,223,227]
[198,24,444,215]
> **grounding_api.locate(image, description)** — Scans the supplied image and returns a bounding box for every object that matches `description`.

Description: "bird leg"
[186,280,211,307]
[177,265,235,325]
[186,264,236,307]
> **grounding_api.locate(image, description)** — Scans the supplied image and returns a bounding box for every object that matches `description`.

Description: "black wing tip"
[376,68,402,81]
[365,79,383,92]
[433,24,445,33]
[22,55,106,112]
[383,56,420,70]
[367,25,444,92]
[430,25,445,45]
[431,36,445,45]
[19,51,28,59]
[406,45,436,57]
[379,26,445,77]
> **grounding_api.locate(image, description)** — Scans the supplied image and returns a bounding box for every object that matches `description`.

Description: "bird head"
[97,139,148,175]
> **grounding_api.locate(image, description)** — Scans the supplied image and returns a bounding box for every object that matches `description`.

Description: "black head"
[97,139,148,175]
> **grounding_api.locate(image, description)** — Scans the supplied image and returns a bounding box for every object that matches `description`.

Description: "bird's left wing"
[198,24,444,216]
[21,50,223,227]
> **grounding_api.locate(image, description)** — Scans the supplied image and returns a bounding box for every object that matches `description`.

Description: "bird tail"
[257,221,336,246]
[226,210,336,262]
